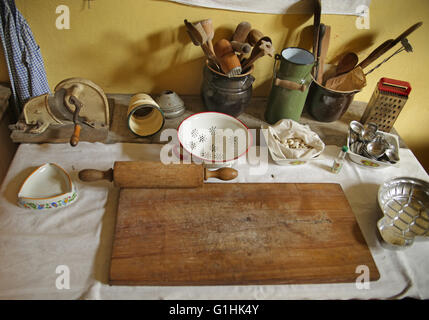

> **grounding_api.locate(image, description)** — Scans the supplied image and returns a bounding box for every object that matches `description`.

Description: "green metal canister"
[265,47,314,124]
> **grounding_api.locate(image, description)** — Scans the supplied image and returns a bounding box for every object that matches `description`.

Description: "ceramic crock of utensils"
[177,112,252,167]
[213,39,242,77]
[18,163,78,210]
[127,93,165,137]
[155,90,186,119]
[79,161,238,188]
[377,177,429,248]
[265,47,315,124]
[201,61,254,117]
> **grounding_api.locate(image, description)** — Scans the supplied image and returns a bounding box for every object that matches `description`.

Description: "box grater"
[360,78,411,132]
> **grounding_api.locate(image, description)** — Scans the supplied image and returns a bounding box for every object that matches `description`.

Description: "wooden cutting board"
[109,183,380,285]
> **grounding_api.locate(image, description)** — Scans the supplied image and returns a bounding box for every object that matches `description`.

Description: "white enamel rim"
[177,111,253,163]
[281,47,314,65]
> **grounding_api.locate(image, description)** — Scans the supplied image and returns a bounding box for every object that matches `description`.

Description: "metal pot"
[305,77,360,122]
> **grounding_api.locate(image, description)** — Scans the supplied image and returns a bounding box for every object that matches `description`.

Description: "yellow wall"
[1,0,428,171]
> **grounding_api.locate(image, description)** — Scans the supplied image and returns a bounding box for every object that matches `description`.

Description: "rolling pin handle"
[204,167,238,181]
[78,168,114,183]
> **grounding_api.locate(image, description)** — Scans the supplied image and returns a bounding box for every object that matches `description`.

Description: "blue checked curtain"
[0,0,50,117]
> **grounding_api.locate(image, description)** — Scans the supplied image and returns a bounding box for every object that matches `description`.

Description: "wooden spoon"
[335,52,359,77]
[357,39,394,69]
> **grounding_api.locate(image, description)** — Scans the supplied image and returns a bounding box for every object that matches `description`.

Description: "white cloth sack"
[265,119,325,160]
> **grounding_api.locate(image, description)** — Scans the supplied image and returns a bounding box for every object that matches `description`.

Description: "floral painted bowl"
[177,112,252,167]
[18,163,78,210]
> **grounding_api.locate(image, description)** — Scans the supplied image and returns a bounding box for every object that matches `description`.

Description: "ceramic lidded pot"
[265,47,315,124]
[201,61,255,118]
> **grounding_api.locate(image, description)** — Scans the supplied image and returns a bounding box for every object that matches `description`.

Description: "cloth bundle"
[265,119,325,160]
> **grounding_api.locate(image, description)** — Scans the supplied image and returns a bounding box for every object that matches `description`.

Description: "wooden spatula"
[79,161,238,189]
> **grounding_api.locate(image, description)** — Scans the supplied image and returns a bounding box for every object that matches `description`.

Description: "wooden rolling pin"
[78,161,238,188]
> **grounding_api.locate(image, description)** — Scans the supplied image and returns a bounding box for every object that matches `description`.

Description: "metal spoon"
[385,147,400,164]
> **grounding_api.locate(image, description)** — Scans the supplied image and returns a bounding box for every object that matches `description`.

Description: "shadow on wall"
[68,25,208,94]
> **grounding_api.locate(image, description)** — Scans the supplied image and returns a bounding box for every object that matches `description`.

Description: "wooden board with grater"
[360,78,411,132]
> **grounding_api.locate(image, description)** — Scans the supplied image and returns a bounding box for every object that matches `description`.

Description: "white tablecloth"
[0,142,428,300]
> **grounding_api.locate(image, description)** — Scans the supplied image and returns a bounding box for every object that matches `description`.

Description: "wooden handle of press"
[70,124,81,147]
[204,167,238,181]
[274,78,306,92]
[79,168,114,182]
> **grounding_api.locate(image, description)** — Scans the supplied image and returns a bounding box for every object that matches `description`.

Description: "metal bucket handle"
[272,53,307,92]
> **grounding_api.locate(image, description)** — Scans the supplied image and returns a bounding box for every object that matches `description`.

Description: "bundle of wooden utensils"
[316,21,422,92]
[184,19,275,77]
